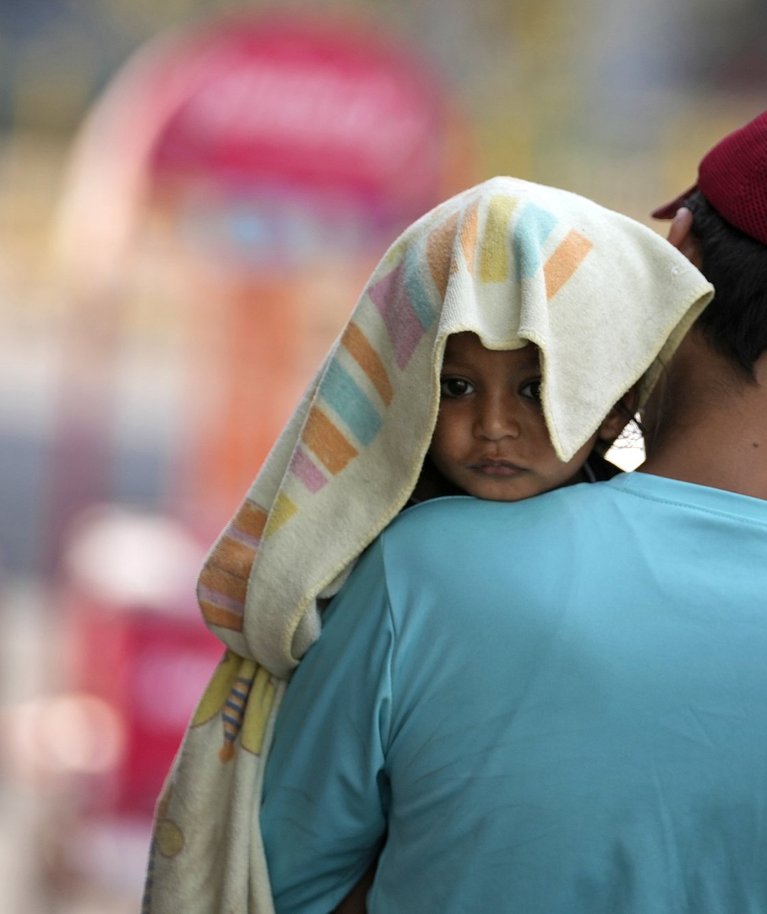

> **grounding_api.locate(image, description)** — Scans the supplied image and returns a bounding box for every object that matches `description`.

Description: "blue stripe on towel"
[514,202,558,278]
[322,359,382,445]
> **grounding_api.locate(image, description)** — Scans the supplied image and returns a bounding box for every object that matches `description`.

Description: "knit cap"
[652,110,767,244]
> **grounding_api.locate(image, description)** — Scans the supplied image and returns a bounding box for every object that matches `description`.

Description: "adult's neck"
[639,336,767,500]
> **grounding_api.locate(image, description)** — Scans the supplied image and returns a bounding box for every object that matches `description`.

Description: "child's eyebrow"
[440,361,473,374]
[440,353,542,371]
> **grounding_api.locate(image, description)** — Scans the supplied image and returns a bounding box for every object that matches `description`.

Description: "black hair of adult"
[686,189,767,377]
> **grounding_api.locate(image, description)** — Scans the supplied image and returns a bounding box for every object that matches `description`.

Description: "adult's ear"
[597,387,640,444]
[667,207,702,267]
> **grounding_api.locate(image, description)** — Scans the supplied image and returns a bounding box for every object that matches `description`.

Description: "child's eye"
[440,376,474,398]
[519,379,542,404]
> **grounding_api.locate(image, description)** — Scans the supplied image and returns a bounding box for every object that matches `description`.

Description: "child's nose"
[475,396,521,440]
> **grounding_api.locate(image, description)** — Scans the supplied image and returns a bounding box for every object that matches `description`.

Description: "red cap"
[651,110,767,245]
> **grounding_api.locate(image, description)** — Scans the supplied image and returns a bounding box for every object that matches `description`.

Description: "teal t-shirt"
[261,473,767,913]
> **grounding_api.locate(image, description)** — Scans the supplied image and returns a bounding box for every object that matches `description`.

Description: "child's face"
[429,332,598,502]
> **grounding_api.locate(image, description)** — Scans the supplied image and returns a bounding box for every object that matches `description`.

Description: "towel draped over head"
[142,177,713,914]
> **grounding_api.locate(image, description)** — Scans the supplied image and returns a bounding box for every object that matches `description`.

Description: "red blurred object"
[53,11,471,288]
[147,14,452,233]
[60,507,224,816]
[68,602,222,814]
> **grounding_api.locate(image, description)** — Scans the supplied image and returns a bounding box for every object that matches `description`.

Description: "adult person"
[646,108,767,487]
[259,116,767,912]
[143,176,712,914]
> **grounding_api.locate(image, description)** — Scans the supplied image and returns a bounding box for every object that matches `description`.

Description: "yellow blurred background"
[1,1,765,911]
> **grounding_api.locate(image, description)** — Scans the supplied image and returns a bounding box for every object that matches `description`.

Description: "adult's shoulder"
[378,483,619,580]
[368,485,620,636]
[389,482,616,541]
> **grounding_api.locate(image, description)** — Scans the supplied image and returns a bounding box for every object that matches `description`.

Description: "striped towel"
[142,177,713,913]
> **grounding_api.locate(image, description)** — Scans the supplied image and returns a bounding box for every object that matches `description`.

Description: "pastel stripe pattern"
[319,359,383,446]
[341,322,393,406]
[479,194,519,282]
[426,211,459,297]
[544,228,594,299]
[402,243,439,331]
[290,446,328,493]
[198,500,269,632]
[302,406,358,475]
[264,492,298,538]
[460,201,480,273]
[219,672,253,761]
[368,255,436,369]
[514,201,559,279]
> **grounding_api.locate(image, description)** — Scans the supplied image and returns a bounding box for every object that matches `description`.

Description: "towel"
[142,176,713,913]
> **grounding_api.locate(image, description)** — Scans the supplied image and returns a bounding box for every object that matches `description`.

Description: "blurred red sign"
[148,15,450,227]
[68,596,224,815]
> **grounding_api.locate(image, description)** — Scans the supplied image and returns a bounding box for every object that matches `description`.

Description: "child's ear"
[597,387,640,444]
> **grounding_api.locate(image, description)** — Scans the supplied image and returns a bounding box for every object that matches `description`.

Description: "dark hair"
[686,189,767,376]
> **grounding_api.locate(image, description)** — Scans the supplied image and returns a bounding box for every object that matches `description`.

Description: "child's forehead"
[443,331,540,366]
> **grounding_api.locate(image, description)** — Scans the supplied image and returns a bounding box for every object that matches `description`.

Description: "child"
[411,331,633,505]
[143,177,712,914]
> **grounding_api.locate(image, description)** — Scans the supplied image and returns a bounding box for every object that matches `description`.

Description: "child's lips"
[470,458,525,476]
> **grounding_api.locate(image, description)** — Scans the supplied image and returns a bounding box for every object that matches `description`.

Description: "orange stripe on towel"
[342,323,393,406]
[198,562,248,631]
[544,229,593,299]
[199,601,244,631]
[460,201,480,275]
[199,565,248,604]
[207,536,255,584]
[236,500,269,541]
[427,211,459,298]
[303,406,359,474]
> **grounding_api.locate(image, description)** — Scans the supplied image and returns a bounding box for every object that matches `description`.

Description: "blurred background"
[0,0,764,910]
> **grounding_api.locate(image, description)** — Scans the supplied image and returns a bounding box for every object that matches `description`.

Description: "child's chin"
[468,484,540,503]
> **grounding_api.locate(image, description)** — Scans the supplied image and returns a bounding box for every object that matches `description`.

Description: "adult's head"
[652,110,767,377]
[646,111,767,494]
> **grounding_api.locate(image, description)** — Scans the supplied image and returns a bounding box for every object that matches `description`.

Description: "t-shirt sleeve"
[260,538,394,914]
